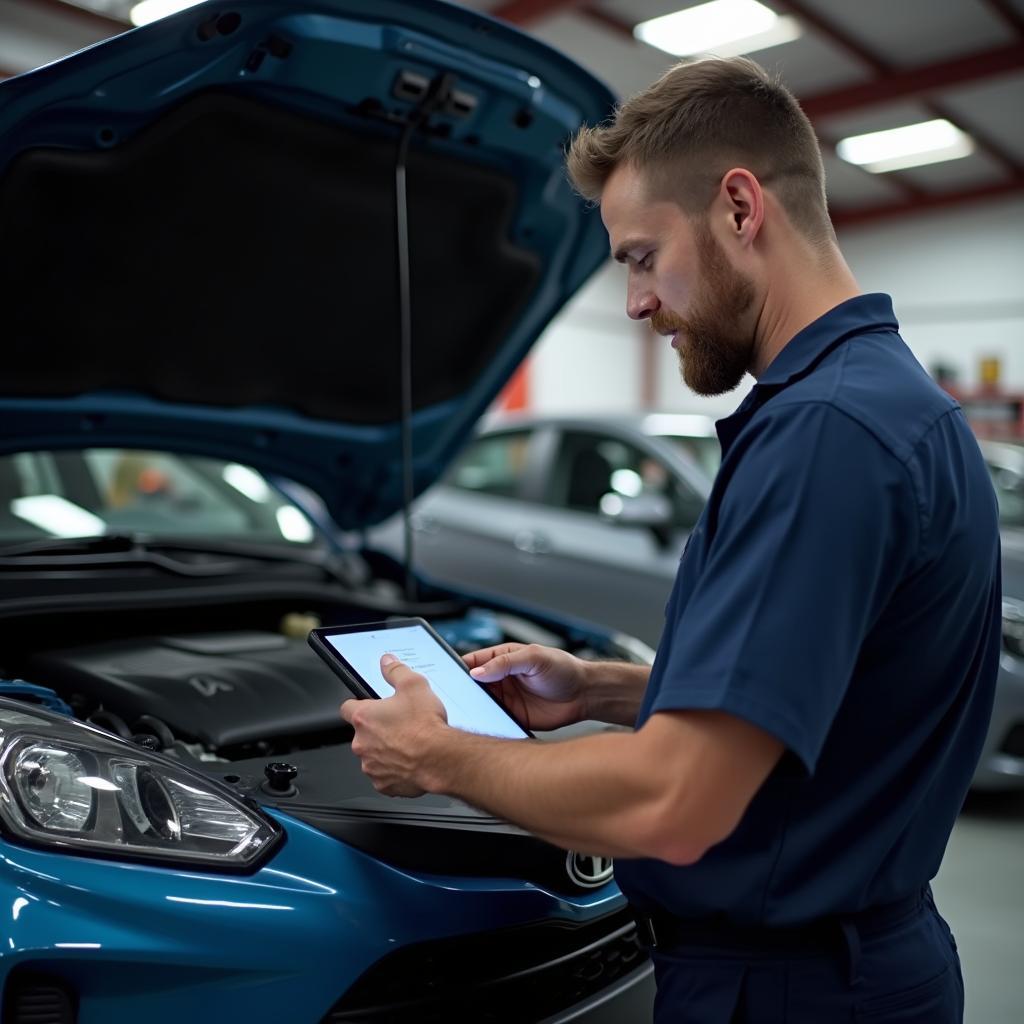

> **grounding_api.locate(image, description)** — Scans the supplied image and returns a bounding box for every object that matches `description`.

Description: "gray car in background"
[977,440,1024,790]
[375,413,717,647]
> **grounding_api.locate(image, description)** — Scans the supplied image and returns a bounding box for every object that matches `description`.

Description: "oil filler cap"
[263,762,298,796]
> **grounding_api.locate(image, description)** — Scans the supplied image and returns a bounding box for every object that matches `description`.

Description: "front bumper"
[0,811,651,1024]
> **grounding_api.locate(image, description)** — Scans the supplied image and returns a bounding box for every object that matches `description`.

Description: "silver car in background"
[977,440,1024,790]
[374,413,716,646]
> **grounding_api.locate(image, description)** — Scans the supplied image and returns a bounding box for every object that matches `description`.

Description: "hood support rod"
[395,72,456,603]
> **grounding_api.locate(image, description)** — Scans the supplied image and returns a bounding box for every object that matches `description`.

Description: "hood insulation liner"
[0,91,541,424]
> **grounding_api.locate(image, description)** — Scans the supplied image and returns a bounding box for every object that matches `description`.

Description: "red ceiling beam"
[832,176,1024,227]
[29,0,128,32]
[490,0,587,24]
[801,42,1024,119]
[502,0,1022,216]
[773,1,1024,183]
[771,0,887,71]
[580,5,634,39]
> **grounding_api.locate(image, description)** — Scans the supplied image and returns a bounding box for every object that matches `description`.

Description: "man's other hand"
[463,643,589,732]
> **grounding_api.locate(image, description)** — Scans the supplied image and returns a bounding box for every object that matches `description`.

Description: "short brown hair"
[567,57,833,243]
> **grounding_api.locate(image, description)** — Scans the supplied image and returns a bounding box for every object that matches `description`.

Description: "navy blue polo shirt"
[614,294,1001,926]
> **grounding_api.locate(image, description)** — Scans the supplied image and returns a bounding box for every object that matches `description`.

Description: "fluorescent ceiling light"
[836,119,975,174]
[634,0,802,59]
[130,0,203,26]
[11,495,106,538]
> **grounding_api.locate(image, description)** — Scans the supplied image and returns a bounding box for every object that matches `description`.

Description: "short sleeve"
[650,401,917,774]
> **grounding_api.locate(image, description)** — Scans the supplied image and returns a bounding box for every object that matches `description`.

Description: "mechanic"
[341,57,1000,1023]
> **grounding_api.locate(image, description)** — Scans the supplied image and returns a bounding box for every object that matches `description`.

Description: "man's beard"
[651,222,756,396]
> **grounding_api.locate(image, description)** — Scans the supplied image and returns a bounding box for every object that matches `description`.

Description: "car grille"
[999,722,1024,758]
[322,907,647,1023]
[2,972,76,1024]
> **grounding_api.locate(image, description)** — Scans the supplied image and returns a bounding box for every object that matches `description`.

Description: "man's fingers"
[469,648,534,682]
[340,698,359,725]
[380,653,427,690]
[462,643,521,671]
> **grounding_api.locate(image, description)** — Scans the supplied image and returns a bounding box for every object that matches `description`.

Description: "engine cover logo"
[188,675,234,698]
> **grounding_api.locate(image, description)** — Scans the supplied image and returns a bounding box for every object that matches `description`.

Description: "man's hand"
[462,643,589,732]
[339,653,448,797]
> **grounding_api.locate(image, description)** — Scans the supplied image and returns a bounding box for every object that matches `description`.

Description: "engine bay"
[26,629,354,758]
[1,590,644,891]
[11,602,575,763]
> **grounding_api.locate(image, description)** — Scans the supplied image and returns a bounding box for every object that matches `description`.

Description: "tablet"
[308,617,531,740]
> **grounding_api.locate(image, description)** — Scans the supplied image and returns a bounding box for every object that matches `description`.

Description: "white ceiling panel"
[896,149,1010,193]
[744,31,867,94]
[799,0,1011,69]
[822,150,906,206]
[940,74,1024,166]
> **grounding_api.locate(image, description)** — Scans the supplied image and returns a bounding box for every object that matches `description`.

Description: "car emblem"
[566,851,614,888]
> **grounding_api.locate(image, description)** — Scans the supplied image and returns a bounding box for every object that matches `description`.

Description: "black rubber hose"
[132,715,176,751]
[87,709,132,739]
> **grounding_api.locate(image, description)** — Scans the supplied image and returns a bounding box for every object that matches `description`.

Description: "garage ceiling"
[1,0,1021,226]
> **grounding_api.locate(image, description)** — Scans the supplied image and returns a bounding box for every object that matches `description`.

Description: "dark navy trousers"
[650,896,964,1023]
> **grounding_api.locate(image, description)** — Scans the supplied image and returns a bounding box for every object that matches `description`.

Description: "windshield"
[657,434,722,480]
[0,449,318,547]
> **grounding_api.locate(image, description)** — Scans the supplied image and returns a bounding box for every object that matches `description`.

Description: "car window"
[657,434,722,479]
[546,431,704,528]
[0,449,317,545]
[444,431,532,499]
[987,460,1024,528]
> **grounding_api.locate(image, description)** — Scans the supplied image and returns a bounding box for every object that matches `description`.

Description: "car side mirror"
[600,492,675,546]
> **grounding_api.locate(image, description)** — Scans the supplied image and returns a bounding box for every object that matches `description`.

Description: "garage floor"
[933,791,1024,1024]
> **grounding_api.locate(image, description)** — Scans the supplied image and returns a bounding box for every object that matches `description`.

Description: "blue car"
[0,3,657,1021]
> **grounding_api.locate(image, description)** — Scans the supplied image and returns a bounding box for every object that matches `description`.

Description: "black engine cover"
[26,631,345,748]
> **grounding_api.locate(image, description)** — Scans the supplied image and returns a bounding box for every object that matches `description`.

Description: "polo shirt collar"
[715,293,898,454]
[756,292,899,388]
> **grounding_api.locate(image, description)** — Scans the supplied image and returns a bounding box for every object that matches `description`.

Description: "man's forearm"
[418,725,677,859]
[582,661,650,727]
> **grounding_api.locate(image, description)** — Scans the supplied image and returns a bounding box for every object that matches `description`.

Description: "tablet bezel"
[308,616,533,739]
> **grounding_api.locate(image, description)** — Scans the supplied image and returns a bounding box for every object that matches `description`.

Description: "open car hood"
[0,0,615,529]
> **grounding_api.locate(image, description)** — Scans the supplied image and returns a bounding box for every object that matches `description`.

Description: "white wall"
[838,198,1024,392]
[528,196,1024,417]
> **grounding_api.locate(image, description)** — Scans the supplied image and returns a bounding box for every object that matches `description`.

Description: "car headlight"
[1002,599,1024,658]
[0,699,281,869]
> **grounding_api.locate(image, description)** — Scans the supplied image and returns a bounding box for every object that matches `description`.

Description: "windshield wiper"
[0,532,365,587]
[0,533,141,558]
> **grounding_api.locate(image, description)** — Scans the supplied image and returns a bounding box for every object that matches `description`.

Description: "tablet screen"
[325,623,529,740]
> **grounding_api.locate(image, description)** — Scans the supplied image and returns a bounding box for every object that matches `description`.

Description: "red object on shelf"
[958,391,1024,439]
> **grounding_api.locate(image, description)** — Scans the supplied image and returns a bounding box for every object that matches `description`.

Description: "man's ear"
[718,168,764,247]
